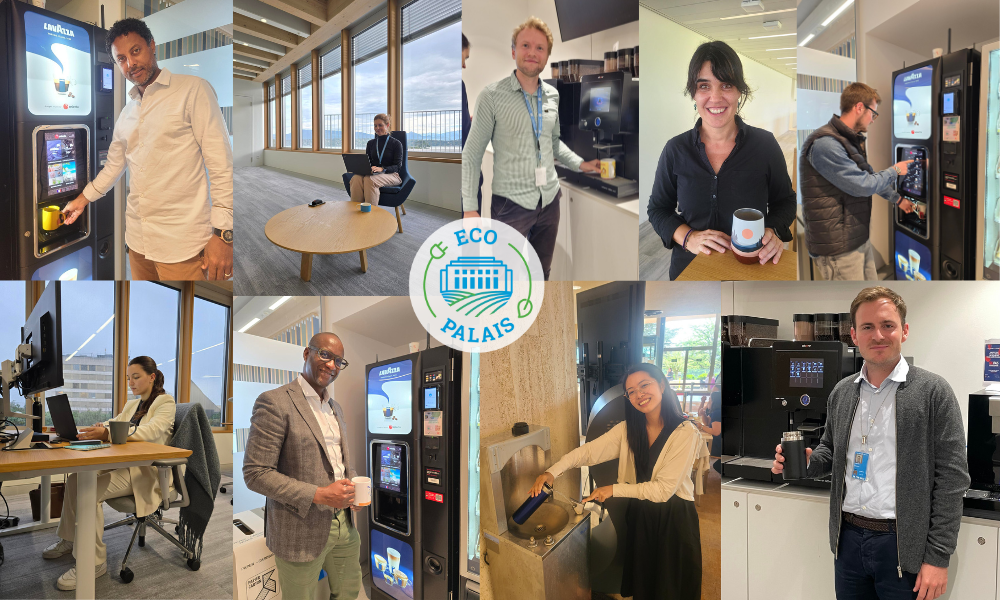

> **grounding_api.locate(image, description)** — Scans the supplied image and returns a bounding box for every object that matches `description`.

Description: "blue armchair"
[341,130,416,233]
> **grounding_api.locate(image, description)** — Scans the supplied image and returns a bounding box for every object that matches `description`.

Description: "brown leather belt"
[843,511,896,533]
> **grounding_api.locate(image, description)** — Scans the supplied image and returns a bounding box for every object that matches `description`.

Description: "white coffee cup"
[387,548,401,573]
[730,208,766,263]
[352,476,371,506]
[908,249,921,276]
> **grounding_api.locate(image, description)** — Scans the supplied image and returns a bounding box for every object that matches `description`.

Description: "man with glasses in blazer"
[243,332,361,600]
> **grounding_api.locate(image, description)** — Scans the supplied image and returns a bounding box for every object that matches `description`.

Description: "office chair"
[341,130,417,233]
[104,459,198,582]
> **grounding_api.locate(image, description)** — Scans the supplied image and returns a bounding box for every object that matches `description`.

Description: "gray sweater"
[806,364,969,572]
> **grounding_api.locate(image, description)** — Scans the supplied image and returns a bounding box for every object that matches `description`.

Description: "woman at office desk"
[42,355,175,591]
[647,40,796,280]
[528,364,708,600]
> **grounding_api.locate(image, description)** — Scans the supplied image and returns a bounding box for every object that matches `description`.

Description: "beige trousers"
[57,469,134,565]
[349,173,402,206]
[128,248,206,281]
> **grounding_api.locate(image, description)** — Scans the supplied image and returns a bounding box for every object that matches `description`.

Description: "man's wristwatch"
[213,228,233,244]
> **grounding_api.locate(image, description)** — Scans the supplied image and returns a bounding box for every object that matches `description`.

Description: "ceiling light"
[244,42,250,46]
[799,33,815,46]
[572,285,582,290]
[720,8,795,20]
[260,18,267,23]
[183,64,199,67]
[821,0,854,27]
[773,56,796,60]
[269,296,292,310]
[765,47,796,51]
[238,317,260,333]
[748,33,796,39]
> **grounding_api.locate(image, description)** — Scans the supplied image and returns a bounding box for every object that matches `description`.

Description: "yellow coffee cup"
[600,158,616,179]
[41,205,66,231]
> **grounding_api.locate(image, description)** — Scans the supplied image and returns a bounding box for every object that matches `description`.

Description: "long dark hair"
[128,356,165,422]
[685,41,754,114]
[621,363,687,476]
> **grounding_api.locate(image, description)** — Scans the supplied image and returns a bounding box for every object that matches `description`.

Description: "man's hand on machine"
[579,159,601,173]
[772,443,812,474]
[529,472,554,497]
[62,194,89,225]
[898,198,915,214]
[314,479,355,509]
[893,160,912,176]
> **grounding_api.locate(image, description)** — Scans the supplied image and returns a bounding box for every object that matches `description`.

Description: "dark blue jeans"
[835,521,918,600]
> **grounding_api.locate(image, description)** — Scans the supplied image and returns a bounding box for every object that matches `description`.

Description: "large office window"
[298,64,313,149]
[268,83,276,148]
[128,283,180,401]
[401,0,461,153]
[321,47,343,149]
[191,296,229,428]
[352,19,388,148]
[282,75,292,147]
[649,315,720,411]
[57,282,116,424]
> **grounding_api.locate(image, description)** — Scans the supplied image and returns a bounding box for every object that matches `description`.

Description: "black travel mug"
[780,431,807,480]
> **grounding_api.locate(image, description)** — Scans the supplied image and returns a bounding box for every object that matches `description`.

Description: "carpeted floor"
[233,166,460,296]
[0,467,233,599]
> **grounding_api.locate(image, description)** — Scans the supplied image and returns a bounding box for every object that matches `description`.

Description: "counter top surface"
[558,178,643,219]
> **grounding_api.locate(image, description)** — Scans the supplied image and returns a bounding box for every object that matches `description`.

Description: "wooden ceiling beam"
[259,0,327,27]
[233,13,303,48]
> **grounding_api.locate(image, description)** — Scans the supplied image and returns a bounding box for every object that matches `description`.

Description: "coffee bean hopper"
[481,424,591,599]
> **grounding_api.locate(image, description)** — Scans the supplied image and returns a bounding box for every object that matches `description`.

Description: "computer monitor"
[17,281,63,396]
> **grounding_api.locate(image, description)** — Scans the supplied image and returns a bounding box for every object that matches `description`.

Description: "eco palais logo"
[409,218,544,353]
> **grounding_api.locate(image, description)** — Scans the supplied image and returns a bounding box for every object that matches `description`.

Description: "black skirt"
[620,494,702,600]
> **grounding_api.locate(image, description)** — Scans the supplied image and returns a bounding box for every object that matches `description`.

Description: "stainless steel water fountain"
[481,424,590,600]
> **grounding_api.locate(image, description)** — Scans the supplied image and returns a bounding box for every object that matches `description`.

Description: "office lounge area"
[0,281,234,599]
[232,0,462,296]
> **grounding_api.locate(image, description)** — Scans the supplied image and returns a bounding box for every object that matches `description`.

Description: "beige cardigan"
[101,394,176,516]
[547,420,708,502]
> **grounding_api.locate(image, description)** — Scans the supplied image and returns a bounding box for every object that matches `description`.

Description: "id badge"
[851,451,870,481]
[535,166,547,186]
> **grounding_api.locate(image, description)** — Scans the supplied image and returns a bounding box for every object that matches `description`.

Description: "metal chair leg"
[146,519,194,559]
[104,515,138,531]
[121,520,143,569]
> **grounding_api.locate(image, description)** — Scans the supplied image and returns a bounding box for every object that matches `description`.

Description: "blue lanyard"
[521,84,543,163]
[376,135,389,164]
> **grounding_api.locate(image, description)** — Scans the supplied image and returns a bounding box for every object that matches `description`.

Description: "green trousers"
[274,510,362,600]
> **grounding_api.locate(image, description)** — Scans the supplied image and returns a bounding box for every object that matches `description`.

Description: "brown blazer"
[243,379,358,562]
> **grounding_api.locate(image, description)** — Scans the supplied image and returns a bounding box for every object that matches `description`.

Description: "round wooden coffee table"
[265,200,399,281]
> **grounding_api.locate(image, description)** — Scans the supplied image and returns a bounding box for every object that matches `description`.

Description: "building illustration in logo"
[439,256,513,316]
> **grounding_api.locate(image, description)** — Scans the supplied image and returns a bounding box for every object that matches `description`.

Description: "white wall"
[639,6,795,212]
[262,151,460,212]
[233,78,265,168]
[722,281,1000,431]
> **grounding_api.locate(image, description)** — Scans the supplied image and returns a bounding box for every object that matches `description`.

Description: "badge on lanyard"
[851,451,870,481]
[523,85,546,187]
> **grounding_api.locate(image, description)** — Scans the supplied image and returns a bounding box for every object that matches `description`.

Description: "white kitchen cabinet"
[941,520,998,600]
[560,182,641,280]
[722,487,749,600]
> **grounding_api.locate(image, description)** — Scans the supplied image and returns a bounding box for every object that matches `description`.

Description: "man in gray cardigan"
[243,332,361,600]
[800,83,915,280]
[773,287,969,600]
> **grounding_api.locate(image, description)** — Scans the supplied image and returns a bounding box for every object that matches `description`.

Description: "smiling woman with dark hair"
[648,40,796,280]
[528,363,708,599]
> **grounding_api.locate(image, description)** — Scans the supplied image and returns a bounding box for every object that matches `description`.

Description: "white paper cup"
[352,476,371,506]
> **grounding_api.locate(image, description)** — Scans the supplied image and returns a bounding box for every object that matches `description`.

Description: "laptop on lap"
[343,153,374,176]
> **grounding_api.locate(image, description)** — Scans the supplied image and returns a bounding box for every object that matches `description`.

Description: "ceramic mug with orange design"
[730,208,765,264]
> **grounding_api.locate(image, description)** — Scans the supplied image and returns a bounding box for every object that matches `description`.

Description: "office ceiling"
[866,0,999,57]
[641,0,798,79]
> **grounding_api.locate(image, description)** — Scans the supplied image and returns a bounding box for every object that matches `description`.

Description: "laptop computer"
[342,153,374,176]
[46,394,79,441]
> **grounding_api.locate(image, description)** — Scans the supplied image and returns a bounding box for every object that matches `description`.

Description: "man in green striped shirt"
[462,17,599,279]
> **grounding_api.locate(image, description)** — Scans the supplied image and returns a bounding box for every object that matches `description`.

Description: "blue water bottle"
[512,482,552,524]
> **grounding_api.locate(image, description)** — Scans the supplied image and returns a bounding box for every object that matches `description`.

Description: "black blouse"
[365,134,404,174]
[647,116,796,276]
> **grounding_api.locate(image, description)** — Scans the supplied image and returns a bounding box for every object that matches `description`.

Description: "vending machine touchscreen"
[372,442,409,534]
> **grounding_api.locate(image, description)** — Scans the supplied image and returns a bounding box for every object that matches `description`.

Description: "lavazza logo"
[379,366,400,377]
[904,72,921,82]
[409,218,544,353]
[44,22,75,36]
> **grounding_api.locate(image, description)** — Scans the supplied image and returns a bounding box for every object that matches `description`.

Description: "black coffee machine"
[720,339,861,487]
[963,390,1000,520]
[548,70,639,198]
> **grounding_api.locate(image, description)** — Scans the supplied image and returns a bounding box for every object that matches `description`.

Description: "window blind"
[402,0,461,44]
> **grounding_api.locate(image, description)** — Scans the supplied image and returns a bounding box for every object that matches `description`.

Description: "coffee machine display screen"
[899,146,926,198]
[893,66,933,140]
[423,386,438,409]
[367,359,413,434]
[101,66,113,91]
[42,131,79,198]
[789,358,824,388]
[590,86,611,112]
[23,12,93,116]
[379,445,403,492]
